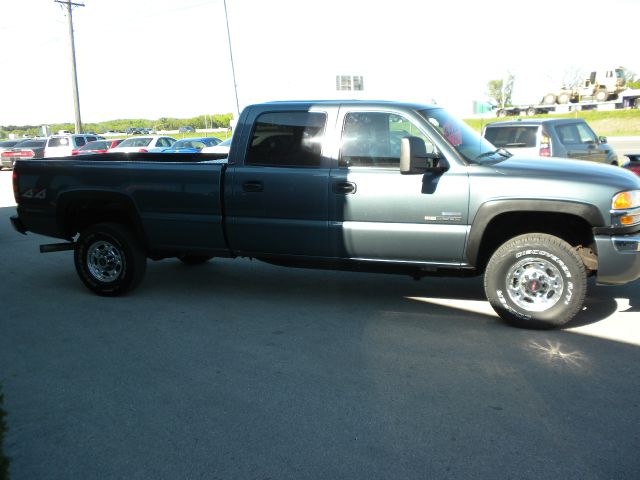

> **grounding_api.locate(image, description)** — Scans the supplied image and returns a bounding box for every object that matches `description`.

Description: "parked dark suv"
[483,118,619,165]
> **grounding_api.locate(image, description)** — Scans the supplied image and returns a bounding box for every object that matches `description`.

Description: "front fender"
[465,199,604,267]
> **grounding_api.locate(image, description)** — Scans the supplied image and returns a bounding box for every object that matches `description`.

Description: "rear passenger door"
[225,108,334,257]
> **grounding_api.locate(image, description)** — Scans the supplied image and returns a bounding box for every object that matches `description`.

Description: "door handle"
[332,181,357,194]
[242,181,263,192]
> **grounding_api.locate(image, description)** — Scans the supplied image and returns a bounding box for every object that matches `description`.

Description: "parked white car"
[44,134,101,158]
[108,136,177,153]
[201,137,232,155]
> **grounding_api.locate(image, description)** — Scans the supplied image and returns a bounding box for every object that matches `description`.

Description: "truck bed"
[13,153,230,257]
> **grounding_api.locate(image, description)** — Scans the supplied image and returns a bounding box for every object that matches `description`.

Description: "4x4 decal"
[22,188,46,199]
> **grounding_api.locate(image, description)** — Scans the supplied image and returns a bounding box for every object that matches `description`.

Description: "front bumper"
[595,233,640,285]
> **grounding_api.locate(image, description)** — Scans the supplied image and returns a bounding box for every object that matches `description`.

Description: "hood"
[490,155,640,190]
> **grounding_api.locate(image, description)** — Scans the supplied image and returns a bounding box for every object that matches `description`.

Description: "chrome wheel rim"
[506,257,564,312]
[87,240,123,283]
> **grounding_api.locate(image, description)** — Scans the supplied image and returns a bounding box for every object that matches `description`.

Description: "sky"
[1,0,639,126]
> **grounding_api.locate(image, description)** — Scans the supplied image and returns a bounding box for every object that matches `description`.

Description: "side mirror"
[598,136,607,144]
[400,136,448,175]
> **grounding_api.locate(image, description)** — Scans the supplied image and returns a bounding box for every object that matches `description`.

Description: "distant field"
[464,109,640,137]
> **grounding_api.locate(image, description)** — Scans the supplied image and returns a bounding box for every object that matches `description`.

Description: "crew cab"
[10,100,640,329]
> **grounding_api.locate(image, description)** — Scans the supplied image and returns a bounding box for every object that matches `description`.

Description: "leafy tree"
[487,73,515,108]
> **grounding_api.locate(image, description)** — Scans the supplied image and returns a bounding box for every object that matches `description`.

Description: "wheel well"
[61,198,146,246]
[474,211,593,272]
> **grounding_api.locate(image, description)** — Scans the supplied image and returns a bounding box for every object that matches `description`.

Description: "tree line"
[1,113,234,138]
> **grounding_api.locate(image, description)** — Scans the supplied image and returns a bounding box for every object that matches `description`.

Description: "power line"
[54,0,84,134]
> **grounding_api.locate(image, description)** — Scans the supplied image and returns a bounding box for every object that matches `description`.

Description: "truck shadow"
[142,258,633,330]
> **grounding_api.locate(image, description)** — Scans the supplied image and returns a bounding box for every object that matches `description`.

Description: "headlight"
[611,190,640,227]
[612,190,640,210]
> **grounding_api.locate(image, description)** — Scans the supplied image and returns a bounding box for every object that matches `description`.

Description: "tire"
[74,222,147,296]
[496,109,507,117]
[484,233,587,329]
[178,255,214,265]
[526,107,537,116]
[595,90,608,102]
[557,93,570,104]
[542,93,556,105]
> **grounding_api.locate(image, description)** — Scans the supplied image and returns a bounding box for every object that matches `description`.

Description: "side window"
[246,111,326,167]
[575,123,597,143]
[556,124,580,145]
[340,112,434,168]
[75,137,86,147]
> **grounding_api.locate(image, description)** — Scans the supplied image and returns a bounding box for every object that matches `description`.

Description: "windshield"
[418,108,503,163]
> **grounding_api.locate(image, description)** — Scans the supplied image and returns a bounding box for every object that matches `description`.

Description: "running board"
[40,242,76,253]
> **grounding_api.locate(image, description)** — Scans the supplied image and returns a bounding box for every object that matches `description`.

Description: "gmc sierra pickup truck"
[10,100,640,329]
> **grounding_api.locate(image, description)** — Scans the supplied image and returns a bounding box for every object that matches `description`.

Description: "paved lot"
[1,166,640,479]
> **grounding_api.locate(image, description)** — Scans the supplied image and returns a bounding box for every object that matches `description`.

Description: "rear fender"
[56,190,148,247]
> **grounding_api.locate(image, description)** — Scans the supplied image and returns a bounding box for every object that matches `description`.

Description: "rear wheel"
[526,107,537,116]
[74,223,146,296]
[484,233,587,329]
[595,90,608,102]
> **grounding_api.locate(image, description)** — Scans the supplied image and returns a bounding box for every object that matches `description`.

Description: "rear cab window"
[47,137,70,148]
[484,126,539,148]
[246,111,326,168]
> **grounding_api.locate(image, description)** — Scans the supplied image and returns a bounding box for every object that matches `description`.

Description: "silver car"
[483,118,619,165]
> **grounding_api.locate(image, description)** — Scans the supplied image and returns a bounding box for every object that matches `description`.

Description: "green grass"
[464,109,640,137]
[0,389,8,480]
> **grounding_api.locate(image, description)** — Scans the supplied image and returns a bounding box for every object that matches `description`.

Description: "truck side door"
[328,108,470,264]
[225,108,333,257]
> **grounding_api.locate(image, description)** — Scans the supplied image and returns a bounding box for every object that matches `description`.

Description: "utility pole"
[55,0,84,134]
[223,0,240,120]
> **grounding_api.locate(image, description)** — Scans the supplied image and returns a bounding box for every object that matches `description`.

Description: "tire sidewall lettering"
[496,289,531,320]
[514,249,572,278]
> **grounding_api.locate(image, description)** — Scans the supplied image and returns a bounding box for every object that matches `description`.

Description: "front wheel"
[74,223,147,296]
[484,234,587,329]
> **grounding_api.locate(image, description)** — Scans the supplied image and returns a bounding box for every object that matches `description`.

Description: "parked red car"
[72,139,124,155]
[623,154,640,176]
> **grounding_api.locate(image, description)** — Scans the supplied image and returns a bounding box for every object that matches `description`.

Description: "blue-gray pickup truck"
[10,100,640,329]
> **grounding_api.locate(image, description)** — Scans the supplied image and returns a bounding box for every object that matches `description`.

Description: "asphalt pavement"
[1,163,640,479]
